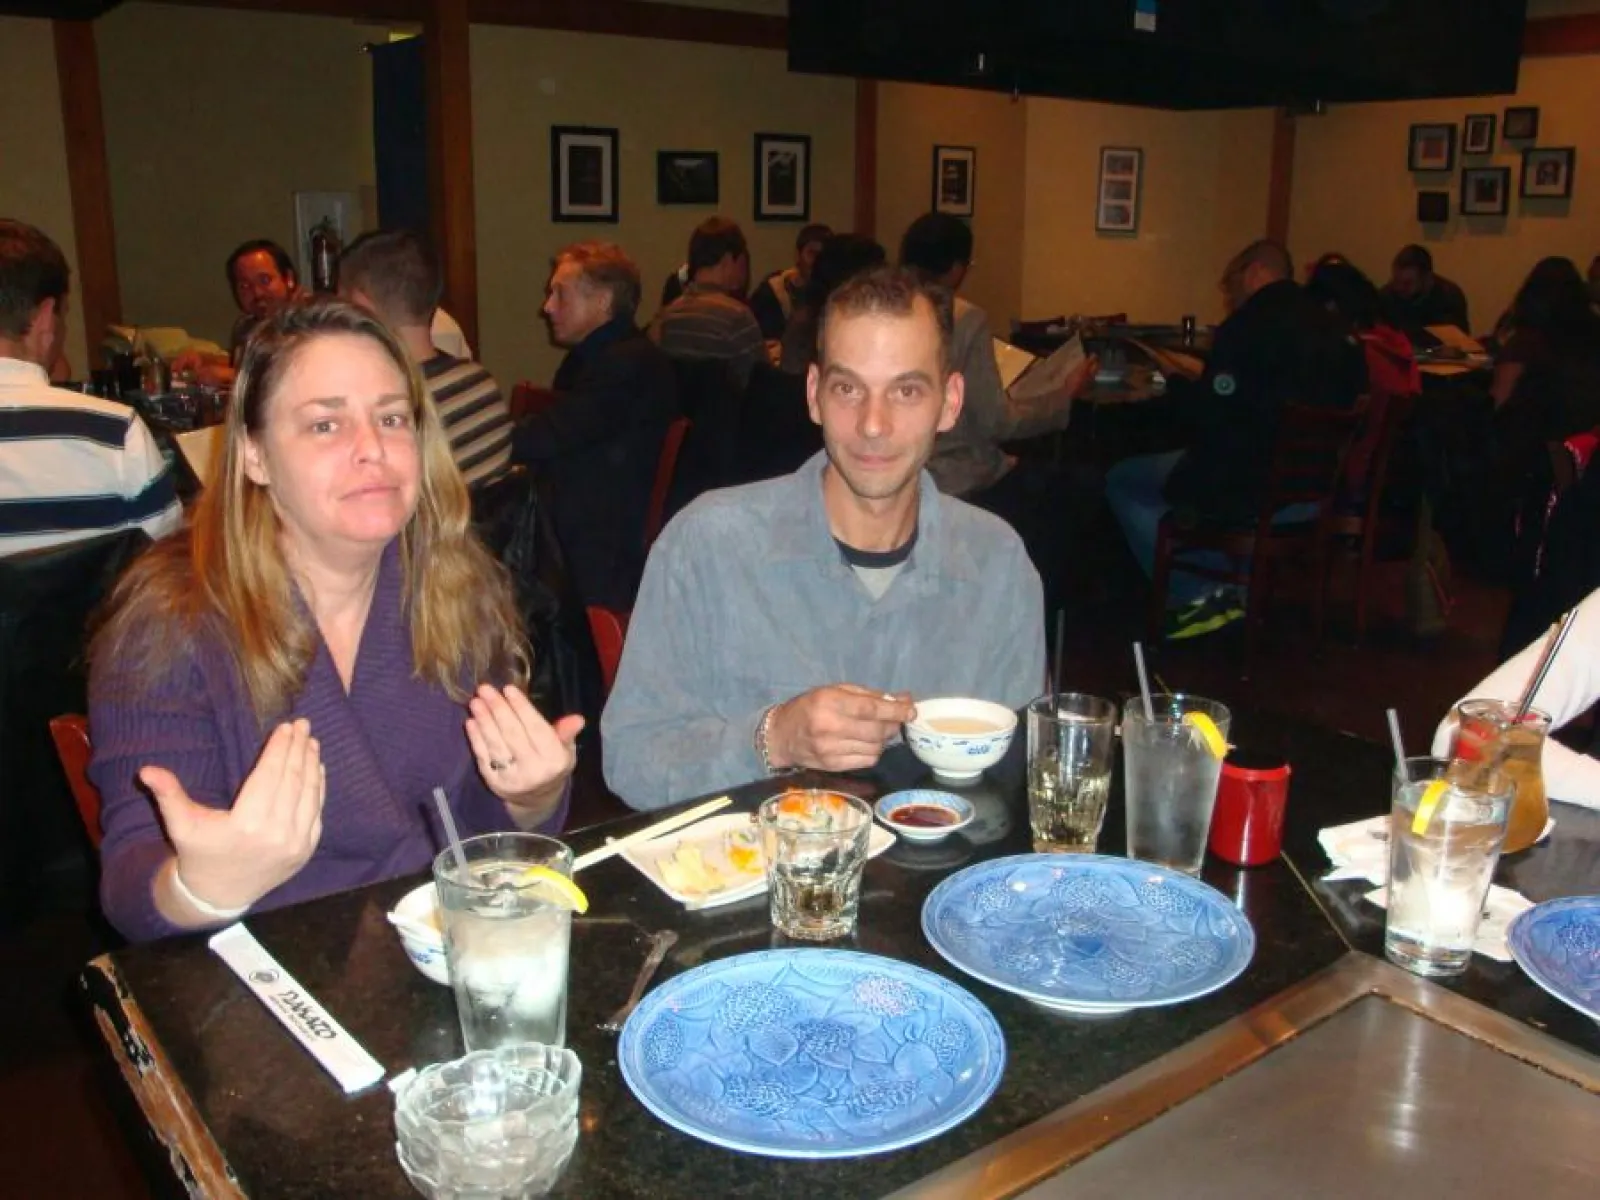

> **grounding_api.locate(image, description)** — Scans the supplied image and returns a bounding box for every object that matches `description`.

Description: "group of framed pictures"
[1408,105,1576,222]
[548,128,813,223]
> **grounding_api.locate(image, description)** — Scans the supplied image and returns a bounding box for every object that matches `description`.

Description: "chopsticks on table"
[571,795,732,873]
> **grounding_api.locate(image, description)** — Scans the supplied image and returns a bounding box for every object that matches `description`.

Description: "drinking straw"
[1513,608,1578,720]
[1132,642,1155,722]
[1385,708,1407,769]
[432,786,466,882]
[1052,608,1066,698]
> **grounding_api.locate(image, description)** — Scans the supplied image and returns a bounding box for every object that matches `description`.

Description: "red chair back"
[48,714,102,849]
[586,607,629,696]
[645,417,692,550]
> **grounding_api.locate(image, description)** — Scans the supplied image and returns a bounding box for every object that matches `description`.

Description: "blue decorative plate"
[1508,896,1600,1023]
[618,949,1005,1158]
[922,854,1256,1014]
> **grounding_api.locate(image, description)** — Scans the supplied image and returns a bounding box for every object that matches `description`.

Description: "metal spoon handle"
[600,931,678,1032]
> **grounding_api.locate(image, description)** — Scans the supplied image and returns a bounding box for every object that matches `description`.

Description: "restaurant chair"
[1148,401,1368,665]
[509,382,557,422]
[585,607,629,696]
[1320,391,1420,642]
[645,416,692,551]
[48,715,102,850]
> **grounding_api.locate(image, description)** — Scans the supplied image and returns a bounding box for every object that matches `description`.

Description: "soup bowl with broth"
[905,698,1018,782]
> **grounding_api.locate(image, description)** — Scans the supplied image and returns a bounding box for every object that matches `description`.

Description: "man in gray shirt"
[603,266,1046,810]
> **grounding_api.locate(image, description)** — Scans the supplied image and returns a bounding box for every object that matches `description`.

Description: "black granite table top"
[82,714,1599,1198]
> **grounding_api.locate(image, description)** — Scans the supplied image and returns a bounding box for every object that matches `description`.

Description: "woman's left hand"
[466,684,584,810]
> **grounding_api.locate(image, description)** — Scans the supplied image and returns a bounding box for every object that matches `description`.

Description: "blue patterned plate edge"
[1507,895,1600,1023]
[920,853,1256,1012]
[617,948,1006,1159]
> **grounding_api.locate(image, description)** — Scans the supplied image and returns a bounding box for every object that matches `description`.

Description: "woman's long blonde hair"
[93,299,527,720]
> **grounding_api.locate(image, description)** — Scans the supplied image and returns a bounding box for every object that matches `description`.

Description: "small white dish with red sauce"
[874,790,975,842]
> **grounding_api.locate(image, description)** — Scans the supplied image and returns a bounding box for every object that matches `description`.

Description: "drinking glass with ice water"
[1027,693,1117,853]
[758,790,871,941]
[1122,694,1231,875]
[1385,756,1511,978]
[433,833,574,1052]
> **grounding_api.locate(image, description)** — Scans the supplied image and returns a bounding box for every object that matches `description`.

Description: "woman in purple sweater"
[89,300,582,942]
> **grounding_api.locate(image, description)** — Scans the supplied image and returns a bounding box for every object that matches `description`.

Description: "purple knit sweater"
[89,542,567,943]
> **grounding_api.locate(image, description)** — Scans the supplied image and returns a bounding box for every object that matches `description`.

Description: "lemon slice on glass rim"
[514,865,590,913]
[1181,712,1230,760]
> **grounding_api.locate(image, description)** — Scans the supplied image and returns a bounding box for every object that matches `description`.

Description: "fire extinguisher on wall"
[310,218,342,294]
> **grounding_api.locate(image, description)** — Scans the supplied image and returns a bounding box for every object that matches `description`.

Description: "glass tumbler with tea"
[1450,699,1550,855]
[758,789,871,941]
[1026,693,1117,853]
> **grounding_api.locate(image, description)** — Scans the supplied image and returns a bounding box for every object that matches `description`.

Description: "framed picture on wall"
[754,133,811,221]
[1461,166,1510,216]
[1503,106,1540,142]
[1095,146,1142,234]
[1407,123,1456,172]
[1520,147,1576,199]
[932,145,976,217]
[657,151,719,206]
[1462,114,1496,156]
[550,125,618,222]
[1416,190,1450,223]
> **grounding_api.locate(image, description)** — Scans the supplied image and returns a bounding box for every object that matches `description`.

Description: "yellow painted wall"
[875,83,1028,334]
[470,26,856,387]
[1288,54,1600,335]
[1020,98,1276,328]
[0,17,89,374]
[97,3,374,345]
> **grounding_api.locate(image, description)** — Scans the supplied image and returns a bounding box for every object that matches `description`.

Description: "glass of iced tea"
[757,789,872,941]
[1026,693,1117,853]
[1450,699,1550,855]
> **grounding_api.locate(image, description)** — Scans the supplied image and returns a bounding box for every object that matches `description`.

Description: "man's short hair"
[1224,239,1294,285]
[796,223,833,252]
[1393,243,1434,275]
[0,219,70,339]
[686,218,748,275]
[553,241,641,321]
[337,229,442,325]
[898,212,974,279]
[225,238,296,288]
[818,265,954,373]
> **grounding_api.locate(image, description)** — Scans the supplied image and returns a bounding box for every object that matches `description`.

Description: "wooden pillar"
[53,20,122,352]
[1266,108,1296,248]
[424,0,479,350]
[854,79,878,237]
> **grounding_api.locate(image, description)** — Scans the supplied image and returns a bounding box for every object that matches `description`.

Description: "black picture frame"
[1095,146,1143,234]
[932,145,977,217]
[1407,123,1456,173]
[656,150,719,206]
[753,133,811,222]
[1520,146,1576,200]
[1462,114,1496,156]
[1503,106,1540,142]
[1416,191,1450,223]
[550,125,619,223]
[1460,166,1510,217]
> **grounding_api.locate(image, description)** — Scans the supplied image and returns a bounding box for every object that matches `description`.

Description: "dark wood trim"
[1266,108,1296,248]
[144,0,788,50]
[53,19,122,352]
[1523,15,1600,57]
[854,79,878,237]
[425,0,479,352]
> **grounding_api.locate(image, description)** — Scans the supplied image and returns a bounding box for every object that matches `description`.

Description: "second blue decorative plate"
[1508,895,1600,1023]
[618,949,1005,1158]
[922,854,1255,1014]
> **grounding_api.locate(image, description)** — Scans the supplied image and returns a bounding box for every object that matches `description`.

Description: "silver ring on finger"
[489,757,516,771]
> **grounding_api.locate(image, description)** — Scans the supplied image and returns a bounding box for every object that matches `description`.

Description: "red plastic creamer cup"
[1208,749,1291,867]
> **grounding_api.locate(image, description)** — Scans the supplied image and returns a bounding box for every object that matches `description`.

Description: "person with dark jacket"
[516,241,678,612]
[1382,244,1471,338]
[1106,239,1367,639]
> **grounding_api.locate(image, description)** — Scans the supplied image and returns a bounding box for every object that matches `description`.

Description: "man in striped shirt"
[649,217,766,386]
[338,230,513,491]
[0,220,181,557]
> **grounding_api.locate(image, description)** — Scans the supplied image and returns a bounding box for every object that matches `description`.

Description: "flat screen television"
[788,0,1528,109]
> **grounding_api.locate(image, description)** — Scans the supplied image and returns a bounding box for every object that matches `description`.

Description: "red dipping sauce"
[889,804,959,828]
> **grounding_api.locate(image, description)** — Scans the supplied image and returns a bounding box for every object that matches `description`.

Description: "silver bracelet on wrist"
[171,866,251,922]
[756,703,787,775]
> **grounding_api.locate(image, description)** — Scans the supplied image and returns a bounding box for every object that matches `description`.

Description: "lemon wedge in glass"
[515,865,589,913]
[1409,778,1450,836]
[1182,712,1230,760]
